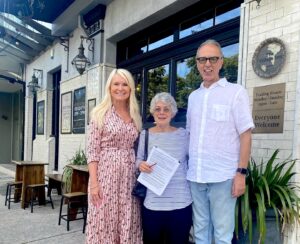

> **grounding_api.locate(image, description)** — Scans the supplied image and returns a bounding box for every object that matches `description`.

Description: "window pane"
[132,72,142,103]
[221,43,239,83]
[215,7,240,25]
[180,11,214,39]
[146,65,169,122]
[148,28,174,51]
[127,39,148,59]
[175,57,201,122]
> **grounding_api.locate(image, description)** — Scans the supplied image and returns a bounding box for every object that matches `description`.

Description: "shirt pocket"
[211,104,230,122]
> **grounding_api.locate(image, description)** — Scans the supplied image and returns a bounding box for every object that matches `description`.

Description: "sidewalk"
[0,164,85,244]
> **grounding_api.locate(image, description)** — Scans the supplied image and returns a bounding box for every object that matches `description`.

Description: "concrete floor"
[0,164,85,244]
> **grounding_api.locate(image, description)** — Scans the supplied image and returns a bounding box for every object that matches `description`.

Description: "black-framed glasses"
[196,56,222,64]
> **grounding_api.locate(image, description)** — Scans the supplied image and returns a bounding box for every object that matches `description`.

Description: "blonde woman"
[85,68,142,244]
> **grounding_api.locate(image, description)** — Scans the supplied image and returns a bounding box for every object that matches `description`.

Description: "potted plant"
[62,148,87,193]
[235,149,300,243]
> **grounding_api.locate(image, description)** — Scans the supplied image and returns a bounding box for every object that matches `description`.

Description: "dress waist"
[101,147,133,151]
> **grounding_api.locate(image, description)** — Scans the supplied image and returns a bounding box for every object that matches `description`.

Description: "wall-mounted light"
[27,73,40,94]
[256,0,262,7]
[71,35,94,75]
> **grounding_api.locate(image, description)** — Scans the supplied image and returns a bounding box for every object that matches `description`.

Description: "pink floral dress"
[85,107,142,244]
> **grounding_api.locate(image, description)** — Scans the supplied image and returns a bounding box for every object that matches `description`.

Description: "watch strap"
[236,167,248,175]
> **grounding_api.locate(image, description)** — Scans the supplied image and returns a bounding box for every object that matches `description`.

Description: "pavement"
[0,164,85,244]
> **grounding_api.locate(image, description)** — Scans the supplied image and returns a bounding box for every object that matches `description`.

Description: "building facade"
[20,0,300,242]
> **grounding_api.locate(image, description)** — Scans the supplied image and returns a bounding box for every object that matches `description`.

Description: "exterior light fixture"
[71,36,94,75]
[255,0,262,7]
[27,73,40,94]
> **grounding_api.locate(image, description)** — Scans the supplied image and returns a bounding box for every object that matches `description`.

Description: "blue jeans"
[190,180,236,244]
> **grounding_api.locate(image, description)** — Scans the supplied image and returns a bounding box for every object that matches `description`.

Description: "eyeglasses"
[196,56,222,64]
[154,107,171,113]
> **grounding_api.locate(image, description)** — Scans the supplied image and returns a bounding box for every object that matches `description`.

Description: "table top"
[67,164,88,173]
[11,160,49,166]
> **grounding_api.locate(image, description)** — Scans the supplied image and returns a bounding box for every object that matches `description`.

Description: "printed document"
[137,146,180,196]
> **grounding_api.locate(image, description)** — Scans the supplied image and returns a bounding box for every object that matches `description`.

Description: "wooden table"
[46,174,62,196]
[12,160,49,208]
[67,164,89,193]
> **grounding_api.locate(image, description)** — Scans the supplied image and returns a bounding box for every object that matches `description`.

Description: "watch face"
[252,38,286,79]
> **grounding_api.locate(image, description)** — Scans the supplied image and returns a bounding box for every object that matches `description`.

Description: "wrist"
[236,167,248,176]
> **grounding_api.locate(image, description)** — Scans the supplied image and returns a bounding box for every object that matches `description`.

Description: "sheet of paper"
[137,146,180,196]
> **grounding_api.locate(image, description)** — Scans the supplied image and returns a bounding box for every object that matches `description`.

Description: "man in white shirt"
[186,39,254,244]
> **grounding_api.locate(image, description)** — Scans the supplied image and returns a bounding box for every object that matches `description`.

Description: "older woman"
[86,68,142,244]
[136,92,192,244]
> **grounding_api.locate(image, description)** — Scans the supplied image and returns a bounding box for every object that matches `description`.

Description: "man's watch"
[236,168,248,175]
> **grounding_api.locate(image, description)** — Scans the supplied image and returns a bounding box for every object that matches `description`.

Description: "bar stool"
[58,192,87,231]
[5,181,23,209]
[24,184,54,213]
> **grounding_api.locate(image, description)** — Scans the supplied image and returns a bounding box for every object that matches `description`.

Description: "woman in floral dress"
[85,68,142,244]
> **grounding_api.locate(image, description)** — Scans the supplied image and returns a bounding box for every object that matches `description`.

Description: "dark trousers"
[142,204,192,244]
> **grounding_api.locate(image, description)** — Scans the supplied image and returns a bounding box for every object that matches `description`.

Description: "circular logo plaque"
[252,37,286,78]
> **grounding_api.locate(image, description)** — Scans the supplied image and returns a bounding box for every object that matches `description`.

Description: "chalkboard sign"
[73,87,86,133]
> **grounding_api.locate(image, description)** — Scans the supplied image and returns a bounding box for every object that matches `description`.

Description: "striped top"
[136,128,192,211]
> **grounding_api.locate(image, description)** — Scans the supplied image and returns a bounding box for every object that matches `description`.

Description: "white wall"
[240,0,300,242]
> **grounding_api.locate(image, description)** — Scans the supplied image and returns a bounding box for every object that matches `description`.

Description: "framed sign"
[87,98,96,124]
[73,87,86,134]
[61,91,72,134]
[36,100,44,135]
[252,37,286,78]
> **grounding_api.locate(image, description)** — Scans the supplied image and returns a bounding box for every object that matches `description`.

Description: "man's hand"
[232,173,246,198]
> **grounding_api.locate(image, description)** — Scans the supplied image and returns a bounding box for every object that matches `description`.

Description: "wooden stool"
[24,184,54,213]
[5,181,23,209]
[58,192,87,231]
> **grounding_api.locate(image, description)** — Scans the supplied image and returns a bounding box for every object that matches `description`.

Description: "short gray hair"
[197,39,224,57]
[150,92,178,116]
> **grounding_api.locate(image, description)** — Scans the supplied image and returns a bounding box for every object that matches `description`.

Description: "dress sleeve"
[135,130,146,169]
[87,120,101,164]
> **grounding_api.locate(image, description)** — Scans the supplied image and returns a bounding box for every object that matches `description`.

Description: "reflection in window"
[148,29,174,51]
[216,7,240,25]
[221,43,239,83]
[146,65,169,122]
[180,17,213,39]
[132,72,142,104]
[175,57,200,122]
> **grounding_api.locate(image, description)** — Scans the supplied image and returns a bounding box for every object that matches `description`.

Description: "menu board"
[73,87,86,134]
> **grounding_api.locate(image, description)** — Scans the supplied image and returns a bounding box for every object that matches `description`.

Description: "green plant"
[62,148,87,193]
[68,148,87,165]
[235,149,300,243]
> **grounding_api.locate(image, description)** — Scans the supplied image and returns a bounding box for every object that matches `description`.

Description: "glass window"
[146,64,169,122]
[148,29,174,51]
[132,72,142,103]
[127,39,148,59]
[175,57,201,122]
[215,7,240,25]
[179,11,213,39]
[221,43,239,83]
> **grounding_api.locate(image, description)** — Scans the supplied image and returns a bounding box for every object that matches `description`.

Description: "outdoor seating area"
[0,163,86,243]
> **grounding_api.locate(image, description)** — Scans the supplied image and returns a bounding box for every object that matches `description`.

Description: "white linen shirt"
[186,78,254,183]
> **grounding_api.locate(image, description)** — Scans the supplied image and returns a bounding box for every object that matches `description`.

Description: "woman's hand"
[89,185,103,208]
[139,161,154,173]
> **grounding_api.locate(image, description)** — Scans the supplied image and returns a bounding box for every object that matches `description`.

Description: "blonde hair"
[91,68,142,131]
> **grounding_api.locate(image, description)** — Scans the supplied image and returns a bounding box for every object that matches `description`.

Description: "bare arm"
[88,161,103,207]
[232,129,252,198]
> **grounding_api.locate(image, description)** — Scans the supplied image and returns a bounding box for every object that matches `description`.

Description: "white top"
[136,128,192,211]
[186,78,254,183]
